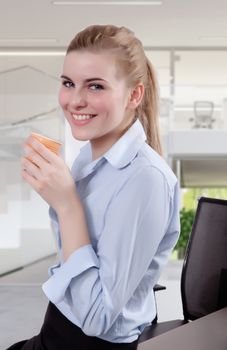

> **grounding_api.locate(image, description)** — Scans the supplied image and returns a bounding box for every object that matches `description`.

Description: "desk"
[138,307,227,350]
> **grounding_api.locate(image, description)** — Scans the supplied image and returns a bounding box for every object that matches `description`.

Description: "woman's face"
[59,50,135,155]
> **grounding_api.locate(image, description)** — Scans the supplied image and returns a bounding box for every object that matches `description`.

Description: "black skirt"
[7,302,139,350]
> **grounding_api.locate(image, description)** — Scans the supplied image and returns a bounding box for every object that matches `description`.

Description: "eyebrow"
[60,75,107,83]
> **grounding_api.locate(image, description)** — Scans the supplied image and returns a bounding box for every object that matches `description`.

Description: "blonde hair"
[67,24,162,155]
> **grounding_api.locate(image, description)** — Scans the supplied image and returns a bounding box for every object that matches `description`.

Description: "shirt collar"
[71,143,103,181]
[73,119,146,181]
[104,119,146,169]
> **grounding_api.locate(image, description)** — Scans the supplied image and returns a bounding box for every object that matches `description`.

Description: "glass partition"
[0,57,64,274]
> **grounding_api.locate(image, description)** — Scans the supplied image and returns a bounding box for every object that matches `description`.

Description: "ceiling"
[0,0,227,49]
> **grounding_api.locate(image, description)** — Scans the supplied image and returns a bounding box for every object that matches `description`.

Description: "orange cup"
[30,132,62,155]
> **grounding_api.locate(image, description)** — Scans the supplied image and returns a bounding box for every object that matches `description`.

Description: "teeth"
[72,114,95,120]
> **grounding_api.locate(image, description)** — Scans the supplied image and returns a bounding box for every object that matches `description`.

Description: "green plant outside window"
[174,188,227,259]
[175,207,195,258]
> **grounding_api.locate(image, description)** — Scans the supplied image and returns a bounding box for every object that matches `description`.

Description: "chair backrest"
[181,197,227,321]
[194,101,214,118]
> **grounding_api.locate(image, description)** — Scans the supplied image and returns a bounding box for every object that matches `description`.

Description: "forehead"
[62,50,120,81]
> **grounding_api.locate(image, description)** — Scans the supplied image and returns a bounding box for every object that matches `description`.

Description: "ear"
[127,83,145,110]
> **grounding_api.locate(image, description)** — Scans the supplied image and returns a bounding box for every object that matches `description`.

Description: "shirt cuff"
[42,244,99,303]
[48,263,61,277]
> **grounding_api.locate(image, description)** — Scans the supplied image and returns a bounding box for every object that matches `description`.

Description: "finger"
[21,157,41,179]
[21,167,40,191]
[26,137,60,164]
[23,145,50,169]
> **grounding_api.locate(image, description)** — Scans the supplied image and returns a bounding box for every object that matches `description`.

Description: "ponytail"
[137,59,162,156]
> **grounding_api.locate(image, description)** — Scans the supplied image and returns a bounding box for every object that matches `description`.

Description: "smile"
[72,113,97,120]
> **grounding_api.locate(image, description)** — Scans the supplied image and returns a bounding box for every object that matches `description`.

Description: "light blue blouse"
[42,119,180,343]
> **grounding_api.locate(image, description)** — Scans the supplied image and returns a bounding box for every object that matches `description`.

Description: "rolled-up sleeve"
[42,166,179,337]
[43,244,99,303]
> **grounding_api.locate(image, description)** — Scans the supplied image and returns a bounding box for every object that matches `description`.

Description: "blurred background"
[0,1,227,346]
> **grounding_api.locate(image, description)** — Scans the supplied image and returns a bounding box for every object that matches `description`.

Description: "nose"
[69,88,87,109]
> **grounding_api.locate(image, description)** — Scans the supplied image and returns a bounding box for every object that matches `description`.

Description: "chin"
[71,129,89,142]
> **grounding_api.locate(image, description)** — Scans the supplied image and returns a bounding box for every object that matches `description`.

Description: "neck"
[91,117,135,161]
[91,132,119,161]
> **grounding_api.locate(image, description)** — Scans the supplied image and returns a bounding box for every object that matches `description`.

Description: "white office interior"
[0,1,227,348]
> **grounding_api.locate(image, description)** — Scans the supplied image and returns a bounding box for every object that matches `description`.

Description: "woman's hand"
[21,136,77,214]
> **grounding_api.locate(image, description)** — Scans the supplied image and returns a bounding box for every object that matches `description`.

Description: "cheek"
[90,95,110,113]
[58,89,68,109]
[114,93,129,112]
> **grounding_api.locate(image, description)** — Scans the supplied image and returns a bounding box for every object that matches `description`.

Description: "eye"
[89,83,104,91]
[62,80,74,88]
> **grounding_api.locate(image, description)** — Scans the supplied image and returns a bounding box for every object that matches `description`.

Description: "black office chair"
[139,196,227,343]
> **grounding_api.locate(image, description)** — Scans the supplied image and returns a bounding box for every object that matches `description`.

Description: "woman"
[8,24,180,349]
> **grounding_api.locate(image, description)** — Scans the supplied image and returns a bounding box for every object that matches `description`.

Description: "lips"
[70,112,97,126]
